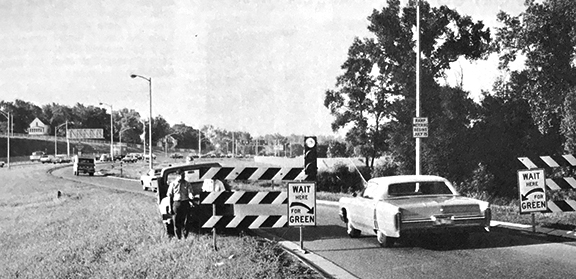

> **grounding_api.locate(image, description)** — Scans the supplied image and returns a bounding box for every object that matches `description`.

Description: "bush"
[317,163,370,193]
[372,158,399,177]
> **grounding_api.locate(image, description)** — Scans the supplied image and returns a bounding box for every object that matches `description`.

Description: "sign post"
[517,169,547,232]
[288,182,316,251]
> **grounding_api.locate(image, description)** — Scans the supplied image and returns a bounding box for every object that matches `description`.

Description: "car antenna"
[347,158,367,186]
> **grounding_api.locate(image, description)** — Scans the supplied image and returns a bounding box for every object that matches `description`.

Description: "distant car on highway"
[99,154,111,162]
[40,155,54,164]
[140,168,162,191]
[121,154,139,163]
[52,154,72,164]
[339,175,491,247]
[144,153,156,161]
[0,161,5,167]
[30,151,45,162]
[170,153,183,159]
[73,156,95,176]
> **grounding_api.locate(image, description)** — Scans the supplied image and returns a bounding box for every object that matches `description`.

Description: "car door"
[348,182,379,231]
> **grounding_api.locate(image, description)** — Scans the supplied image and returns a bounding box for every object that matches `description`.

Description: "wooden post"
[531,213,536,233]
[212,204,218,251]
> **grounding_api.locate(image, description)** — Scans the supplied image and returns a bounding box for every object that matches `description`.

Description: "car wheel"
[346,220,361,238]
[377,231,396,248]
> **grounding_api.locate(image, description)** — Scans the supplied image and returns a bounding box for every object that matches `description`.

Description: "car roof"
[369,175,448,185]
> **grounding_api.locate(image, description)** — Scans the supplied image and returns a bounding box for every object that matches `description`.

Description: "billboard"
[68,129,104,139]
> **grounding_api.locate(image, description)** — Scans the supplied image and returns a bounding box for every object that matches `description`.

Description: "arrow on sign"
[521,188,544,201]
[289,202,314,214]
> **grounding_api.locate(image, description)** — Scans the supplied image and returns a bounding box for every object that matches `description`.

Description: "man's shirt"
[168,178,194,201]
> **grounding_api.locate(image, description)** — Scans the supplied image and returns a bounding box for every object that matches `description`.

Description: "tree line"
[324,0,576,199]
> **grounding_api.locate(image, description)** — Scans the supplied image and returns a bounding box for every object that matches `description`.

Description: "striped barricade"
[198,191,288,229]
[518,154,576,212]
[198,166,308,182]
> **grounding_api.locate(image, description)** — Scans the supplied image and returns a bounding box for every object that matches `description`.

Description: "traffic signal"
[304,136,317,181]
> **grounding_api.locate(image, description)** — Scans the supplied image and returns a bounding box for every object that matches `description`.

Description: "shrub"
[317,163,369,193]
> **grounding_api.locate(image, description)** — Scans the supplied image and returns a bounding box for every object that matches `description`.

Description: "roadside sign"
[69,129,104,139]
[288,182,316,226]
[413,117,428,138]
[517,169,548,214]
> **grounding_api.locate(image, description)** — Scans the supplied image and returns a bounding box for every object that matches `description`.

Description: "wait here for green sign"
[288,182,316,226]
[517,169,548,214]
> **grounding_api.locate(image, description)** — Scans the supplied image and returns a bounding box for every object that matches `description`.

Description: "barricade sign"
[517,169,548,214]
[288,182,316,226]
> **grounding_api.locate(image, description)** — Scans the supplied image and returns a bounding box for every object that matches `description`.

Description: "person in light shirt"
[167,169,199,239]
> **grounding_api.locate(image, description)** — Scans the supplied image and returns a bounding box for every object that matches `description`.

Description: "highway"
[49,165,576,279]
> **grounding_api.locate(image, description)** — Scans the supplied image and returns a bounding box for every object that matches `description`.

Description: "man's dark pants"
[173,200,190,239]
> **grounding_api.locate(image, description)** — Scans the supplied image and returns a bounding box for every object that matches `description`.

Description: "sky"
[0,0,527,137]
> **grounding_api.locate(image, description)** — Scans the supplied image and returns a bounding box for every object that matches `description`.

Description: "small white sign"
[288,182,316,226]
[413,117,428,138]
[517,169,547,214]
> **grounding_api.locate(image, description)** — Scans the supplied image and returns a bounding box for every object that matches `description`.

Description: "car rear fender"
[159,197,173,224]
[374,201,401,238]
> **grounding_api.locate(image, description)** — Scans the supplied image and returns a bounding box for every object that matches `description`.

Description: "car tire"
[346,220,361,238]
[377,231,396,248]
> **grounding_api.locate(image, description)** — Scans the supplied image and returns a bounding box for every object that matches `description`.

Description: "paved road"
[262,204,576,279]
[45,166,576,278]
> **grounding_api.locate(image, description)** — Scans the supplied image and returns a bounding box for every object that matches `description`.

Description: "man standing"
[167,169,195,239]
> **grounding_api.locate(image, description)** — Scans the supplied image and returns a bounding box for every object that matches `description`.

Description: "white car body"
[339,175,491,247]
[140,168,162,191]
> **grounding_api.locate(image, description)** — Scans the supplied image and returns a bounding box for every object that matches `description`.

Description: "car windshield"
[78,158,93,164]
[388,181,454,196]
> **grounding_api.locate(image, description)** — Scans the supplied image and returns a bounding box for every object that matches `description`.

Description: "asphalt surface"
[17,164,576,279]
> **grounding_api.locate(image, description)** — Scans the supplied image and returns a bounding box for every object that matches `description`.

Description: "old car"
[140,168,162,191]
[52,154,72,164]
[121,154,138,163]
[339,175,491,247]
[30,151,45,162]
[170,153,183,159]
[73,155,95,176]
[40,155,54,164]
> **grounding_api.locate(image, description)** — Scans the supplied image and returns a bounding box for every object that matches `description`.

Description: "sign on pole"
[413,117,428,138]
[288,182,316,226]
[517,169,547,214]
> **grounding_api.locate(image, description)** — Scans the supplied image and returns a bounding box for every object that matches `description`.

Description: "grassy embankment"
[0,164,321,278]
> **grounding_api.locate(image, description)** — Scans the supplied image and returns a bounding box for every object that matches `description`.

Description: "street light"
[0,110,11,169]
[99,102,113,159]
[131,74,153,170]
[54,121,68,156]
[139,119,146,159]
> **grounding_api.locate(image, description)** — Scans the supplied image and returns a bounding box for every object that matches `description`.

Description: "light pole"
[99,102,114,159]
[139,119,146,158]
[0,110,10,169]
[54,122,68,156]
[131,74,153,170]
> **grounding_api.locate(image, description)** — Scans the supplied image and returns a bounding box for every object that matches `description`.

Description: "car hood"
[385,195,485,219]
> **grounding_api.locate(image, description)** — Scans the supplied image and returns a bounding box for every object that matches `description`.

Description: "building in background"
[28,118,50,135]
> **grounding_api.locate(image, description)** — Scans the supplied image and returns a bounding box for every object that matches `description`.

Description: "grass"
[0,166,321,279]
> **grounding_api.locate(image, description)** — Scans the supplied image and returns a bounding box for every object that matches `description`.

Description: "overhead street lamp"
[99,102,114,159]
[0,110,11,169]
[131,74,153,170]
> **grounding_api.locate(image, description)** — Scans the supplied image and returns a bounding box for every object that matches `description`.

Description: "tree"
[325,0,491,172]
[494,0,576,138]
